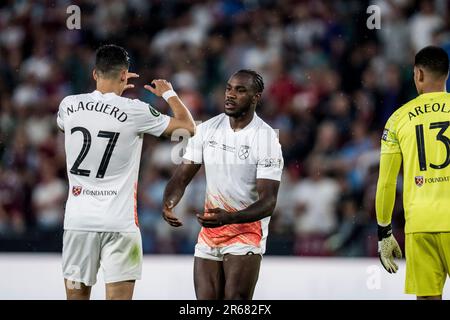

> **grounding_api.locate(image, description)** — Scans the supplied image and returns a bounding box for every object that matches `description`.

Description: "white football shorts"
[194,242,263,262]
[62,230,143,286]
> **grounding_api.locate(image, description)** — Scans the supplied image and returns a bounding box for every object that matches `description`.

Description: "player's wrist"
[222,211,236,225]
[162,89,177,102]
[377,223,392,241]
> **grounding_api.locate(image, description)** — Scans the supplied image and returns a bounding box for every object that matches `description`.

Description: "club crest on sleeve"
[72,186,82,196]
[382,128,389,141]
[148,105,161,117]
[238,145,250,160]
[415,176,424,187]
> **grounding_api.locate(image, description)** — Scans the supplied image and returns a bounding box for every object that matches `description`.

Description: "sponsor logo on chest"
[208,138,251,160]
[72,186,82,196]
[238,145,250,159]
[415,176,424,187]
[72,186,118,197]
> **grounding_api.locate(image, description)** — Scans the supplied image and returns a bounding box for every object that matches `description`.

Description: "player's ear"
[93,69,98,81]
[413,66,425,83]
[413,67,422,94]
[417,67,425,82]
[253,92,261,106]
[120,69,127,82]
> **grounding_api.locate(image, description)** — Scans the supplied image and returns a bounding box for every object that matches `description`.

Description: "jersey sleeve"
[380,112,401,154]
[375,152,402,225]
[56,97,67,131]
[256,129,284,181]
[182,122,205,164]
[131,99,170,136]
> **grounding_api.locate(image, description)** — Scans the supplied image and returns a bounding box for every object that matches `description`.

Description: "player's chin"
[224,108,242,118]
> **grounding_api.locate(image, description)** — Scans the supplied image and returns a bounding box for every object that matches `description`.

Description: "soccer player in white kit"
[57,44,195,300]
[162,70,283,299]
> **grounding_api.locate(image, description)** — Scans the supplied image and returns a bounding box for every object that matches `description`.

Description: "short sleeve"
[56,97,67,131]
[256,129,284,181]
[381,113,401,154]
[183,123,205,164]
[131,99,170,136]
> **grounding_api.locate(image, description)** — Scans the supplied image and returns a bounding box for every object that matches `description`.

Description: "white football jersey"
[183,113,283,253]
[57,90,170,232]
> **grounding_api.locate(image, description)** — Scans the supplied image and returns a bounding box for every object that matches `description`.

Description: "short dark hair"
[95,44,130,78]
[234,69,265,93]
[414,46,449,78]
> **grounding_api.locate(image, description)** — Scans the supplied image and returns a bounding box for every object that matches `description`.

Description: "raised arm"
[196,179,280,228]
[162,162,202,227]
[144,80,196,136]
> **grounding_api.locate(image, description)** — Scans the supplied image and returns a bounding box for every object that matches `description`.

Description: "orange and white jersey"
[183,113,283,253]
[57,90,170,232]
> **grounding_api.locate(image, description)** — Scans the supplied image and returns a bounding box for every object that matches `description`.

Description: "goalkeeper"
[376,46,450,300]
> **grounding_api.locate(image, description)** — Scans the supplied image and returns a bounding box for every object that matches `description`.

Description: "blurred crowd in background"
[1,0,450,256]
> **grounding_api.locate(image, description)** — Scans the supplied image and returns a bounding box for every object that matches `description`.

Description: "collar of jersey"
[418,91,447,97]
[226,113,259,133]
[92,90,119,98]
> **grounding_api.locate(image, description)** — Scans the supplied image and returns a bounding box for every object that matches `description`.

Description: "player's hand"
[378,224,402,273]
[162,200,182,227]
[123,72,139,92]
[144,79,174,97]
[196,208,233,228]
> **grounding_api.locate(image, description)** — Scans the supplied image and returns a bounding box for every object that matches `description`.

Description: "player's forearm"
[163,176,188,208]
[375,153,402,226]
[166,96,196,135]
[163,163,201,208]
[228,196,277,224]
[376,182,396,226]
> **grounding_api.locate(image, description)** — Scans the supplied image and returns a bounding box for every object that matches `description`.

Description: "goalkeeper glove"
[378,224,402,273]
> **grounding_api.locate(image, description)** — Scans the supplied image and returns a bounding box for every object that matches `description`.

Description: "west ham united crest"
[238,145,250,160]
[415,176,424,187]
[72,185,82,196]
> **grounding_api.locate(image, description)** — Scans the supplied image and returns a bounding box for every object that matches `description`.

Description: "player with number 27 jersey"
[57,90,170,232]
[381,91,450,233]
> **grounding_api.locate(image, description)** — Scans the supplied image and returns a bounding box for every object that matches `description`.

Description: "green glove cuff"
[378,224,392,241]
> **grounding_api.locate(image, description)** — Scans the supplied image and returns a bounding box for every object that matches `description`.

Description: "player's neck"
[419,82,446,95]
[229,110,255,131]
[96,80,122,96]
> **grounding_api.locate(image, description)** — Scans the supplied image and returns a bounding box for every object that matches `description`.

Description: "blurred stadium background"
[1,0,450,299]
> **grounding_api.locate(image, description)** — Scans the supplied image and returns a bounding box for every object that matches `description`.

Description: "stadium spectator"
[32,160,66,231]
[292,155,340,256]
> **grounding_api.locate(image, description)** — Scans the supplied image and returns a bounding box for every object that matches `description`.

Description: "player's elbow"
[179,118,196,136]
[163,118,196,137]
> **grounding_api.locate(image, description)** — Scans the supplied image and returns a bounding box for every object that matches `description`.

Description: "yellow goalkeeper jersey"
[381,91,450,233]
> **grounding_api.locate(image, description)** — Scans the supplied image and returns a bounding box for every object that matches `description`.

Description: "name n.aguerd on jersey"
[57,90,170,232]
